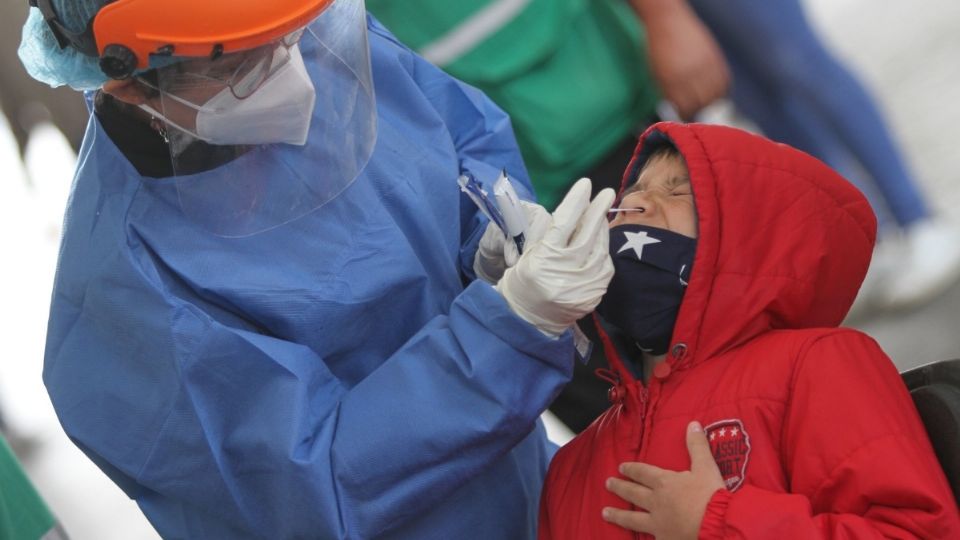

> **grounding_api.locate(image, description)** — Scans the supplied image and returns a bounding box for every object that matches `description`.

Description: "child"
[538,122,960,539]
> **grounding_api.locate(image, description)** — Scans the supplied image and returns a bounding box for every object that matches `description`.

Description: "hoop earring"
[149,116,170,144]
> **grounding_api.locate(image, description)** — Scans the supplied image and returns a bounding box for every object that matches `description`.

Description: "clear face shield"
[137,0,376,237]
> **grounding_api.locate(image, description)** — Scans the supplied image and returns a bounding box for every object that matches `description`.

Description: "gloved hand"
[474,200,552,284]
[496,178,616,336]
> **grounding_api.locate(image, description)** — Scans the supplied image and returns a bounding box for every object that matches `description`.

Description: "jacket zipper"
[631,385,650,540]
[636,385,655,540]
[633,345,688,539]
[637,386,649,449]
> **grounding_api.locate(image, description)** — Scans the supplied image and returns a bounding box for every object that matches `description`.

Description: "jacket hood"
[605,122,877,377]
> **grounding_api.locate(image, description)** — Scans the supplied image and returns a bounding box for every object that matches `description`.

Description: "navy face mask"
[597,224,697,355]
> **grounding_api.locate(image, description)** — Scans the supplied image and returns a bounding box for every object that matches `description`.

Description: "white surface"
[0,118,160,539]
[542,410,575,447]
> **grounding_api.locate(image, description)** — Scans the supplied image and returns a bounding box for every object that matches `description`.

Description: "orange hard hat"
[30,0,333,79]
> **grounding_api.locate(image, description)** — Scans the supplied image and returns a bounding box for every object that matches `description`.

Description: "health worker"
[18,0,616,537]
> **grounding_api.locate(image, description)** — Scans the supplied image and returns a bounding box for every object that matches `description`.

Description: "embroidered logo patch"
[705,419,751,491]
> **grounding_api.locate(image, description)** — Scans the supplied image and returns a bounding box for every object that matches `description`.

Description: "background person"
[687,0,960,312]
[538,122,960,538]
[0,1,85,157]
[19,0,615,537]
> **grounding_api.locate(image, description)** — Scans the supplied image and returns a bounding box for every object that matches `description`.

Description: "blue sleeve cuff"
[456,280,576,372]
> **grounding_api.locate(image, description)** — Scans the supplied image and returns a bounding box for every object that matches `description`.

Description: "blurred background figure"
[367,0,730,433]
[0,108,41,462]
[687,0,960,313]
[0,434,69,540]
[0,98,157,539]
[367,0,728,209]
[0,2,86,156]
[0,396,37,460]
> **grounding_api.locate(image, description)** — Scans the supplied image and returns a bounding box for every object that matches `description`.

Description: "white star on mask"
[618,230,661,260]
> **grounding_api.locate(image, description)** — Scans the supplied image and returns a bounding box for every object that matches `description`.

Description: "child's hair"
[635,141,684,182]
[645,143,681,163]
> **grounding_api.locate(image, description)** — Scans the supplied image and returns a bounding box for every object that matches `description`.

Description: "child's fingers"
[619,462,665,488]
[601,506,653,534]
[605,477,653,508]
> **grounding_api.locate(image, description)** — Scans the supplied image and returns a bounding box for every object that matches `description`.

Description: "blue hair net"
[19,1,112,91]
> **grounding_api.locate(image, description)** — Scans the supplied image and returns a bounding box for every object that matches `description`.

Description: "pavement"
[2,0,959,537]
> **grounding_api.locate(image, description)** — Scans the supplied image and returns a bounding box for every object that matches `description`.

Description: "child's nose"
[610,193,657,226]
[628,191,658,214]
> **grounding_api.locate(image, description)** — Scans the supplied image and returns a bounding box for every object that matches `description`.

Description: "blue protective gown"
[43,17,574,539]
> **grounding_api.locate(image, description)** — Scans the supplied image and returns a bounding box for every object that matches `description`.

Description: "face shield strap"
[29,0,101,57]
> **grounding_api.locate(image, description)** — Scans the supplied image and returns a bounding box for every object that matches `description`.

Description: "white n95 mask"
[142,45,317,146]
[196,45,316,146]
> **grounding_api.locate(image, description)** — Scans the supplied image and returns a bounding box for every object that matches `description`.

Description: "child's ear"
[102,79,149,106]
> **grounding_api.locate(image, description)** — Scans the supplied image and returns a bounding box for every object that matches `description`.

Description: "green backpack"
[0,436,66,539]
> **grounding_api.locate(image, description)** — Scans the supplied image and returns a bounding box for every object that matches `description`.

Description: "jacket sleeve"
[699,331,960,539]
[50,279,573,539]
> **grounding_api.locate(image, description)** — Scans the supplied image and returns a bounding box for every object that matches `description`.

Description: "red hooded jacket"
[539,123,960,539]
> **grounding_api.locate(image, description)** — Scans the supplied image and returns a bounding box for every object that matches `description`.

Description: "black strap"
[31,0,100,56]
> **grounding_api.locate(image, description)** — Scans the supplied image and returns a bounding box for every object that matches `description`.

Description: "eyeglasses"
[149,28,305,100]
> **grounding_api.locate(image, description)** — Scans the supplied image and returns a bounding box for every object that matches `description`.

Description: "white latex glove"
[496,178,616,337]
[474,200,552,284]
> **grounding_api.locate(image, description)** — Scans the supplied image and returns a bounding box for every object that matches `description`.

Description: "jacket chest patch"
[705,419,751,491]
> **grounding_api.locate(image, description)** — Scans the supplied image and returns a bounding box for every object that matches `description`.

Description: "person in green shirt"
[0,435,68,540]
[368,0,729,432]
[368,0,727,208]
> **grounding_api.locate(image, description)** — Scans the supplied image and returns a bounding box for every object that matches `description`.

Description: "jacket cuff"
[699,489,731,540]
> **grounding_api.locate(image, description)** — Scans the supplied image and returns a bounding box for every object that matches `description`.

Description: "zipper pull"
[595,368,625,404]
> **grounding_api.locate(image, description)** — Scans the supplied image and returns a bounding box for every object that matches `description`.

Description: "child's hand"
[602,421,725,539]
